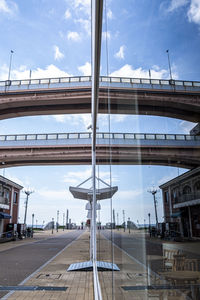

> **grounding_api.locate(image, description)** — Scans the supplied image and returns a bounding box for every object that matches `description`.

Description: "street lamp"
[23,189,34,226]
[32,213,34,237]
[166,49,172,81]
[57,210,59,232]
[8,50,14,82]
[148,213,151,235]
[148,188,159,230]
[52,217,54,234]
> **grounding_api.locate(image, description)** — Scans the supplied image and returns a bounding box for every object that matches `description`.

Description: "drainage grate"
[121,285,199,291]
[37,273,62,279]
[0,286,67,291]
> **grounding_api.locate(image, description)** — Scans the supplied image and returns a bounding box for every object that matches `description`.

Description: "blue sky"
[0,0,200,226]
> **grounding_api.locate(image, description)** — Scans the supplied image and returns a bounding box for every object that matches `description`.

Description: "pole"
[117,213,119,230]
[57,210,59,232]
[52,217,54,234]
[148,213,151,235]
[128,217,130,234]
[66,209,69,229]
[8,50,14,82]
[63,213,65,231]
[166,49,172,80]
[148,189,159,230]
[23,189,34,226]
[32,213,34,237]
[123,210,125,232]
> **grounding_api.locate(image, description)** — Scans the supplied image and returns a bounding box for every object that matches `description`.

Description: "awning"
[170,212,182,218]
[0,212,11,219]
[174,198,200,209]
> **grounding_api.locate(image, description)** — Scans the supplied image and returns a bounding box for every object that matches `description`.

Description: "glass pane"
[0,136,6,141]
[151,79,160,84]
[11,81,20,86]
[30,79,39,85]
[141,79,150,84]
[47,134,57,140]
[40,79,50,84]
[135,134,145,139]
[113,133,124,139]
[175,81,183,86]
[79,133,90,138]
[70,77,80,82]
[37,134,47,140]
[160,80,169,85]
[50,78,59,83]
[60,78,69,83]
[96,133,103,139]
[6,135,16,141]
[175,135,185,140]
[166,134,175,139]
[131,78,141,84]
[193,81,200,87]
[156,134,165,139]
[16,135,26,140]
[101,77,110,82]
[21,80,30,85]
[58,134,68,139]
[184,81,192,86]
[80,77,90,82]
[26,135,36,140]
[69,133,79,138]
[145,134,155,139]
[121,78,131,83]
[111,77,120,82]
[124,133,135,139]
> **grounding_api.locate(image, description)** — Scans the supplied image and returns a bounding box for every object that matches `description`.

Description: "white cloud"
[188,0,200,25]
[54,46,64,61]
[167,0,189,12]
[52,114,91,129]
[0,64,71,80]
[64,8,71,19]
[115,45,125,60]
[102,31,111,40]
[107,8,113,19]
[117,189,143,201]
[78,62,91,76]
[67,31,81,41]
[0,0,18,15]
[72,0,90,15]
[76,18,90,34]
[110,64,176,79]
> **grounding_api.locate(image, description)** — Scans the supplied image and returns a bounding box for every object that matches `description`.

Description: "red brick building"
[0,175,23,236]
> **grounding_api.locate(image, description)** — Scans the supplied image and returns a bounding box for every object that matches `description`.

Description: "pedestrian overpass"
[0,76,200,122]
[0,131,199,169]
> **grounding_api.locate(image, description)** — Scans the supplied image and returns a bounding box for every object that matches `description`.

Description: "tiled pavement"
[1,229,199,300]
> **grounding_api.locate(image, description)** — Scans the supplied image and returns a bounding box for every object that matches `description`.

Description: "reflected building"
[160,167,200,238]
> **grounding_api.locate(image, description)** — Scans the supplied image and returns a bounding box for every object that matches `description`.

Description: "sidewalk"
[2,230,191,300]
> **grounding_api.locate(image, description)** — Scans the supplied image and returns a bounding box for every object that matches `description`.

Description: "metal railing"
[0,76,200,91]
[176,192,200,203]
[0,132,199,142]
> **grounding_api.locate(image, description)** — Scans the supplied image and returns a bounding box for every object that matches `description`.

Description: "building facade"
[0,175,23,236]
[160,167,200,238]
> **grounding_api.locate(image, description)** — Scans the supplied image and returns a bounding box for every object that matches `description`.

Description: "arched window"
[183,185,191,195]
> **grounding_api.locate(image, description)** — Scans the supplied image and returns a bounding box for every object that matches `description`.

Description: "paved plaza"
[0,229,200,299]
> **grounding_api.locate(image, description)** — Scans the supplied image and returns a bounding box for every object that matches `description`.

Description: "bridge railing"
[0,132,200,142]
[0,76,200,91]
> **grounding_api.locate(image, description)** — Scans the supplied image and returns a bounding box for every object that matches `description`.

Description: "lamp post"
[8,50,14,82]
[23,189,34,227]
[166,49,172,80]
[57,210,59,232]
[63,213,65,231]
[32,213,34,237]
[148,213,151,236]
[148,188,159,230]
[123,210,125,232]
[52,217,54,234]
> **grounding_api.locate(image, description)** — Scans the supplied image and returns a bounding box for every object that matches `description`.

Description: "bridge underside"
[0,87,200,122]
[0,145,199,169]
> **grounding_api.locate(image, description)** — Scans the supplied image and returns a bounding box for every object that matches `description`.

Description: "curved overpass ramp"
[0,76,200,122]
[0,132,199,169]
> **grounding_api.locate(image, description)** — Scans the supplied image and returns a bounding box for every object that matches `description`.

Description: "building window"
[13,192,18,204]
[183,185,192,195]
[4,189,10,201]
[164,191,169,203]
[194,181,200,192]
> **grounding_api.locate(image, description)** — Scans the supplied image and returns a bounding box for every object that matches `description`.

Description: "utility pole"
[128,217,130,234]
[23,189,34,226]
[117,213,119,230]
[63,213,65,231]
[113,209,115,229]
[32,213,34,237]
[57,210,59,232]
[148,213,151,235]
[52,217,54,234]
[123,210,125,232]
[148,188,159,230]
[66,209,69,229]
